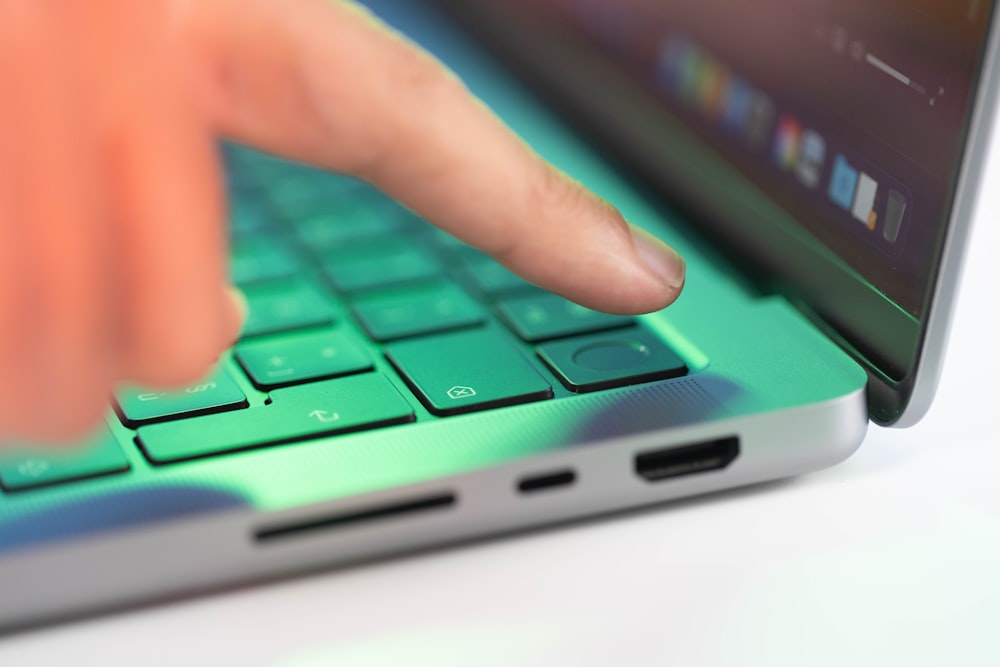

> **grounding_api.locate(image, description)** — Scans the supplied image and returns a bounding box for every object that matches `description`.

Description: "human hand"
[0,0,685,442]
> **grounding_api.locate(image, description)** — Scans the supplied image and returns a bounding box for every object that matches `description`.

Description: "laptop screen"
[437,0,997,422]
[522,0,991,318]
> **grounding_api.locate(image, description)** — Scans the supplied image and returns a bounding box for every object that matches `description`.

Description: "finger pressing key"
[182,0,686,316]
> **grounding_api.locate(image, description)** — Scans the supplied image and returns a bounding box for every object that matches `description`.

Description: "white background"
[3,75,1000,667]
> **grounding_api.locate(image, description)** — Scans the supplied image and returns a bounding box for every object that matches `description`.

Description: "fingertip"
[629,225,686,292]
[224,284,248,343]
[574,238,686,316]
[625,224,686,311]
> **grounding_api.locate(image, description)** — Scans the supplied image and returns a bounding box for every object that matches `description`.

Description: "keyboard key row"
[117,324,687,433]
[0,326,688,492]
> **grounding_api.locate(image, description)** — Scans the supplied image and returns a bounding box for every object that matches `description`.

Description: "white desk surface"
[4,119,1000,667]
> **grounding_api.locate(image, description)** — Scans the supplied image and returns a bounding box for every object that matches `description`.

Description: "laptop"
[1,0,996,630]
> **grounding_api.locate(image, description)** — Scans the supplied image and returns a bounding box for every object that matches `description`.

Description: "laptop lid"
[435,0,1000,426]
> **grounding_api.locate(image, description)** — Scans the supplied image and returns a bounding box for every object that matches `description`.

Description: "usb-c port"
[517,469,576,494]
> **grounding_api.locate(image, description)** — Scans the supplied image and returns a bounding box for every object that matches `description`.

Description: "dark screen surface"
[534,0,992,317]
[435,0,996,422]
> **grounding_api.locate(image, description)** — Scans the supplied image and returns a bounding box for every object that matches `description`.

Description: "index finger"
[179,0,685,314]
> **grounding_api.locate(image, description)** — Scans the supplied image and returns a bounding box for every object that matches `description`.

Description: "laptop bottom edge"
[0,387,866,632]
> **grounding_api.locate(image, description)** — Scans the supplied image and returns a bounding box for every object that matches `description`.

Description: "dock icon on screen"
[828,155,880,231]
[883,190,907,243]
[852,172,879,230]
[828,155,859,211]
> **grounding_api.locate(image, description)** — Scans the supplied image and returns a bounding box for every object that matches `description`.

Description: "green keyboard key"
[0,425,130,492]
[236,329,373,389]
[321,238,441,293]
[351,281,484,342]
[137,374,415,463]
[269,180,374,219]
[228,198,272,236]
[293,210,399,248]
[459,258,537,299]
[230,237,298,285]
[386,329,552,416]
[497,293,634,342]
[115,367,248,427]
[242,280,335,337]
[537,328,688,392]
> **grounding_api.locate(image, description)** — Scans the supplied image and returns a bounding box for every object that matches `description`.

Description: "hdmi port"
[635,437,739,482]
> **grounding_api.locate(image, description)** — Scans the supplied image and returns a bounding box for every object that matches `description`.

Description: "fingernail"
[629,226,686,289]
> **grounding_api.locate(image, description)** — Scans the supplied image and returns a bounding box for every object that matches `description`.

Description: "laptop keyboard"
[0,144,689,492]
